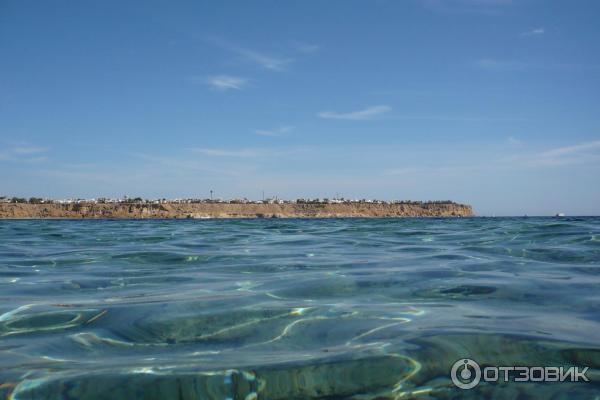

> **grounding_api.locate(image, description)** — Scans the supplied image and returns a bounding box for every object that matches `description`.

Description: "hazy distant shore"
[0,202,473,219]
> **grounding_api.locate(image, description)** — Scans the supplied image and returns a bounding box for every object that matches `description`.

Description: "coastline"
[0,202,474,219]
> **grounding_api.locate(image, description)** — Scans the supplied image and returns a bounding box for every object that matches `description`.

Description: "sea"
[0,217,599,399]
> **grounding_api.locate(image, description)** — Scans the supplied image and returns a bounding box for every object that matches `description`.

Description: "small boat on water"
[555,213,565,217]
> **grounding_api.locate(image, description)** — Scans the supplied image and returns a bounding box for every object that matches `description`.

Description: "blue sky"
[1,0,599,215]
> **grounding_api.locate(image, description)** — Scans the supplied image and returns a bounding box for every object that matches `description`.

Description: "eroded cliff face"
[0,202,474,219]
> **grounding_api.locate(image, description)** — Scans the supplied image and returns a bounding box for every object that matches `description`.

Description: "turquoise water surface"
[1,218,599,399]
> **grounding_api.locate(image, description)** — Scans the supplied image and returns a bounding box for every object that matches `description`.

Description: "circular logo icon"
[451,358,481,390]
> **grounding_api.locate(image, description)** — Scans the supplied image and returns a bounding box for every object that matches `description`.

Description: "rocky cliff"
[0,202,474,219]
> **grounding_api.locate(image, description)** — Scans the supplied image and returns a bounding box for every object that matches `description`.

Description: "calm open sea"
[1,218,599,399]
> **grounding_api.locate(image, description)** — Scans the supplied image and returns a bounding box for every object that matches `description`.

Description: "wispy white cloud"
[508,136,522,145]
[238,49,291,71]
[206,37,292,71]
[22,156,48,163]
[255,126,294,137]
[384,140,600,177]
[0,145,49,162]
[540,140,600,158]
[192,148,262,157]
[419,0,513,14]
[382,167,425,176]
[129,152,258,177]
[382,164,487,177]
[35,168,117,183]
[204,75,248,91]
[318,105,392,120]
[476,58,599,72]
[506,140,600,167]
[190,147,305,158]
[521,27,545,37]
[12,146,48,155]
[294,42,320,54]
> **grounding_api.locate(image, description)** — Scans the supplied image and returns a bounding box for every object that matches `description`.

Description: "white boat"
[555,213,565,217]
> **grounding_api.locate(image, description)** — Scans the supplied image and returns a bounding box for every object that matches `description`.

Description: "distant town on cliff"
[0,195,459,206]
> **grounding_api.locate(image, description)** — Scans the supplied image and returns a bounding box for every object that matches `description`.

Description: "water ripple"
[1,217,599,399]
